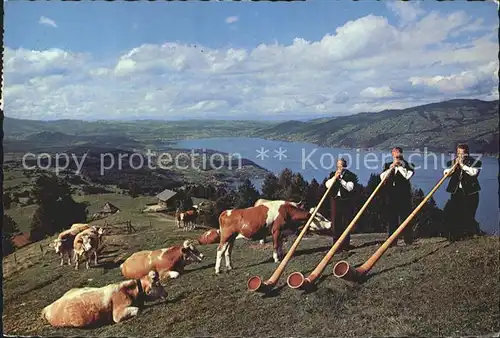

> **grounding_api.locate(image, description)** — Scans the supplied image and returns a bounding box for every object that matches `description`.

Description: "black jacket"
[328,169,357,200]
[382,159,415,200]
[445,156,482,195]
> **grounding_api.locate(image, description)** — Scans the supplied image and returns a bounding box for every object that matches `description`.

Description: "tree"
[3,192,12,209]
[261,173,280,200]
[277,168,294,200]
[2,215,19,255]
[235,179,260,209]
[215,189,237,217]
[357,173,388,233]
[290,172,308,202]
[128,181,141,198]
[29,173,88,241]
[305,178,321,209]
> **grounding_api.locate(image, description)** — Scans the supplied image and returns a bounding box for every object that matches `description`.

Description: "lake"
[172,137,499,235]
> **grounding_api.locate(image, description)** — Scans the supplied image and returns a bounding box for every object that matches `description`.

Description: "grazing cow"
[198,206,332,247]
[179,209,198,231]
[73,229,100,270]
[253,199,305,244]
[41,270,167,328]
[215,202,332,274]
[120,239,205,282]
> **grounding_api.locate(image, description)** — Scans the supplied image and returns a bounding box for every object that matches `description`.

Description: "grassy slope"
[2,190,499,337]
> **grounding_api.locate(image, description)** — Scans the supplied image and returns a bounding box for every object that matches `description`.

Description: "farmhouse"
[156,189,179,209]
[91,202,121,220]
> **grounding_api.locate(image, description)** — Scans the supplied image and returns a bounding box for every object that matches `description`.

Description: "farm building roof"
[156,189,177,201]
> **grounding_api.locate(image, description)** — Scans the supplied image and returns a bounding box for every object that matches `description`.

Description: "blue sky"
[4,0,499,120]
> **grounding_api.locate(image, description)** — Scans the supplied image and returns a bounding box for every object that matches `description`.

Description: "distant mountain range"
[3,99,499,154]
[249,99,499,154]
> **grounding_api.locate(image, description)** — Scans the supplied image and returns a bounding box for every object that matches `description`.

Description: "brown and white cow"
[50,229,80,266]
[179,209,198,231]
[73,228,101,270]
[41,270,167,328]
[215,202,332,274]
[120,239,205,282]
[253,199,305,244]
[70,223,90,232]
[198,205,331,247]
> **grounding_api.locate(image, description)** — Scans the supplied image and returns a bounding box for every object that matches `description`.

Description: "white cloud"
[4,7,499,120]
[386,0,425,27]
[39,16,58,28]
[225,16,239,24]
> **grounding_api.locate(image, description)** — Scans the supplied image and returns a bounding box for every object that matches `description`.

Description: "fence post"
[14,253,17,266]
[40,244,44,255]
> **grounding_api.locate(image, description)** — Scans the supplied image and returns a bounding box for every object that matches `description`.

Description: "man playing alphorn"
[443,143,482,241]
[325,158,357,251]
[380,147,415,246]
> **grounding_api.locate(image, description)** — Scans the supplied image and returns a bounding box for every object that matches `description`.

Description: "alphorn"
[333,161,459,282]
[287,166,395,289]
[247,175,338,293]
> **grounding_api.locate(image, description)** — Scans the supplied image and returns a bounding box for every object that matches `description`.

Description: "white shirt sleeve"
[461,164,479,176]
[396,166,414,180]
[340,179,354,192]
[325,177,336,189]
[443,168,452,176]
[380,168,392,180]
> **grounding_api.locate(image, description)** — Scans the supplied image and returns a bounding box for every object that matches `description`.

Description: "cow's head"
[144,270,168,302]
[81,234,94,251]
[308,207,332,232]
[181,239,204,263]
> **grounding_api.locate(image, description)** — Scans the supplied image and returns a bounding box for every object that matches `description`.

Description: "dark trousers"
[330,197,353,248]
[386,197,413,244]
[445,189,480,240]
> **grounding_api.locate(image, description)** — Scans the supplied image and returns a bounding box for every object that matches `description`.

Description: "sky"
[3,0,499,121]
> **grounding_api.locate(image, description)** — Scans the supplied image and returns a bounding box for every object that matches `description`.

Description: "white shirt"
[325,171,354,197]
[380,165,414,185]
[443,162,480,188]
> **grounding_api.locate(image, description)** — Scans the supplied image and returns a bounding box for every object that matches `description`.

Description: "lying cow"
[215,202,331,274]
[41,270,167,328]
[73,227,102,270]
[120,239,205,282]
[70,223,90,232]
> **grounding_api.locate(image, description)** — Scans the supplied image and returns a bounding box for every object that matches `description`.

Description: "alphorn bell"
[247,174,338,293]
[333,161,459,282]
[287,166,395,289]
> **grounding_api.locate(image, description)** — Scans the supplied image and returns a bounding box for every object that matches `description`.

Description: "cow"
[215,202,332,274]
[50,229,80,266]
[197,228,221,245]
[254,198,304,209]
[252,199,306,244]
[120,239,205,282]
[41,270,167,328]
[70,223,90,232]
[179,209,198,231]
[73,228,101,270]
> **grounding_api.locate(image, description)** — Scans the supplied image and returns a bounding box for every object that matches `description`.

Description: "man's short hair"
[457,143,469,154]
[338,157,347,167]
[392,147,403,153]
